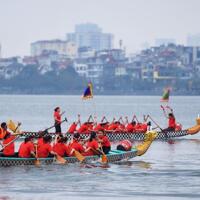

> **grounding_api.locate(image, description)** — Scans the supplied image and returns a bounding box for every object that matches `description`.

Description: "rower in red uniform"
[2,133,16,157]
[18,136,36,158]
[0,122,11,140]
[69,133,85,156]
[53,136,69,157]
[125,121,136,133]
[37,135,56,158]
[84,132,99,156]
[54,107,62,134]
[98,130,111,154]
[77,122,89,133]
[161,106,176,132]
[67,114,81,134]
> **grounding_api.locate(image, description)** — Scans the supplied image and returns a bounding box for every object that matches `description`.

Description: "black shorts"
[55,123,61,133]
[102,146,111,154]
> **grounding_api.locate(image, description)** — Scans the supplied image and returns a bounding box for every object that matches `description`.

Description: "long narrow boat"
[20,118,200,141]
[0,131,157,167]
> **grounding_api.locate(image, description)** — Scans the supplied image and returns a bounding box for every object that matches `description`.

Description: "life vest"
[117,140,132,151]
[169,117,176,128]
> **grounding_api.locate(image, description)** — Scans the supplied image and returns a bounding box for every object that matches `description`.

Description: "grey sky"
[0,0,200,57]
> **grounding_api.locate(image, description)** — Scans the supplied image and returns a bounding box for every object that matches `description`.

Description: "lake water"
[0,95,200,200]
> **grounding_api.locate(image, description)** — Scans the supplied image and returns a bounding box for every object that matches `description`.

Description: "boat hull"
[21,130,189,141]
[0,149,138,167]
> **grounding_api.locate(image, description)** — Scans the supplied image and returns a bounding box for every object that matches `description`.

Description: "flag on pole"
[161,88,170,102]
[82,82,93,99]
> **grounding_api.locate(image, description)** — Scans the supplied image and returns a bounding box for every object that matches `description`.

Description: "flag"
[161,88,170,102]
[82,82,93,99]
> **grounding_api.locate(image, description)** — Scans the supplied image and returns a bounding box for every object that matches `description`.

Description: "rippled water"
[0,95,200,200]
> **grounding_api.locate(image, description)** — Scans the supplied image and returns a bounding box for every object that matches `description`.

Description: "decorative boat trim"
[0,131,157,167]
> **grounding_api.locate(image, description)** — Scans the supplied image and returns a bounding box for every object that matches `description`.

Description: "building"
[187,34,200,46]
[31,40,77,58]
[155,38,176,46]
[66,23,113,51]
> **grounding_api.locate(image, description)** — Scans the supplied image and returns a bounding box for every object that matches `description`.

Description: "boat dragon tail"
[187,117,200,135]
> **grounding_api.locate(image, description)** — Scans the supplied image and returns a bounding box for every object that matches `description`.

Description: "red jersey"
[67,123,77,133]
[85,140,99,156]
[107,123,118,131]
[37,138,44,147]
[53,143,69,156]
[77,124,88,133]
[0,128,10,140]
[70,140,85,153]
[101,135,111,147]
[93,124,104,131]
[38,143,52,158]
[126,123,135,132]
[169,117,176,128]
[3,135,15,156]
[54,111,61,124]
[18,141,35,158]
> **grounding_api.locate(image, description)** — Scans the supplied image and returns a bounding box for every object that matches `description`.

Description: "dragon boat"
[0,131,157,167]
[19,118,200,141]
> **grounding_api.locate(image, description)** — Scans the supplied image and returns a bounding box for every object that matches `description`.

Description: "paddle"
[45,117,68,133]
[34,143,40,166]
[55,154,67,164]
[73,150,85,163]
[0,122,22,152]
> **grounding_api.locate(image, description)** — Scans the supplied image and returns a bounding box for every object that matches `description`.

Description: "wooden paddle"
[34,144,40,166]
[74,150,85,163]
[55,154,67,164]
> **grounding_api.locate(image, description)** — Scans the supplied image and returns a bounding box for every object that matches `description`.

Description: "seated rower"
[53,136,69,157]
[125,121,136,133]
[69,133,85,156]
[2,133,17,157]
[84,132,100,156]
[0,122,11,140]
[18,136,36,158]
[67,114,81,134]
[37,135,57,158]
[98,130,111,154]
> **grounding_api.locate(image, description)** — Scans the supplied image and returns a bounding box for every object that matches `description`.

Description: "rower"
[67,114,81,134]
[161,106,176,132]
[18,136,36,158]
[98,130,111,154]
[0,122,11,140]
[84,132,99,156]
[54,107,62,134]
[69,133,85,156]
[37,135,57,158]
[53,136,69,157]
[2,133,17,157]
[125,121,136,133]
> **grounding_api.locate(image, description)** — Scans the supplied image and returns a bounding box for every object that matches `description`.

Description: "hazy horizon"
[0,0,200,57]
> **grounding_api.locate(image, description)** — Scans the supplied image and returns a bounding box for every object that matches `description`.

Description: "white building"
[66,23,113,51]
[31,40,77,58]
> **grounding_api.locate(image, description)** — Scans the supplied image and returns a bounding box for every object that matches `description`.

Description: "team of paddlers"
[0,105,180,158]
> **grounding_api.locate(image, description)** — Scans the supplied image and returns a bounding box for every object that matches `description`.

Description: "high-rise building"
[31,39,77,58]
[155,38,176,46]
[66,23,114,51]
[187,34,200,46]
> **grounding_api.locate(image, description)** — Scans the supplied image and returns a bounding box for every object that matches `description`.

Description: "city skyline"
[1,0,200,57]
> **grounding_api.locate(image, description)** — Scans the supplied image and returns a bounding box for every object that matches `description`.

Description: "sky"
[0,0,200,57]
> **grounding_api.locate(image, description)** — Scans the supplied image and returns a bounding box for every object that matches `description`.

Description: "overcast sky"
[0,0,200,57]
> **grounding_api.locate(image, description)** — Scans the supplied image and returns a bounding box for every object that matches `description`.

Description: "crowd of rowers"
[0,105,180,158]
[0,122,111,158]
